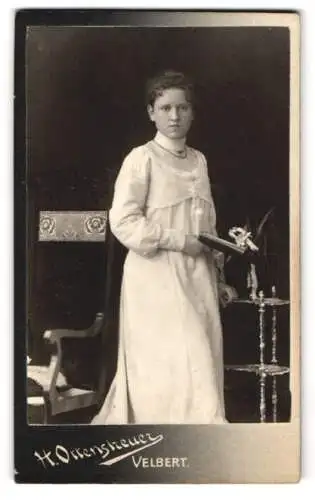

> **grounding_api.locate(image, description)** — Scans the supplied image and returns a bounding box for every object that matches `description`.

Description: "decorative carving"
[84,214,107,235]
[39,211,107,242]
[39,215,56,238]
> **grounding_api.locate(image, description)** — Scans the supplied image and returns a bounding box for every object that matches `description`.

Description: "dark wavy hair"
[146,70,195,107]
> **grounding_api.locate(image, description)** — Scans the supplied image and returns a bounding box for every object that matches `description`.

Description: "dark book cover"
[198,232,246,256]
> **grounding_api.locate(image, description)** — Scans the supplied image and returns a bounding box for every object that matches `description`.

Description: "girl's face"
[147,88,193,140]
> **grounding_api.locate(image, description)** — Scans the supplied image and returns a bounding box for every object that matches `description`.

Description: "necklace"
[153,140,187,159]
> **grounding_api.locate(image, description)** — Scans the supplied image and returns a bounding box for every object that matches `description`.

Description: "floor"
[27,371,291,425]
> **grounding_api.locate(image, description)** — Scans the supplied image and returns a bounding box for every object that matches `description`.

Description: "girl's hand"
[183,234,206,257]
[218,283,238,308]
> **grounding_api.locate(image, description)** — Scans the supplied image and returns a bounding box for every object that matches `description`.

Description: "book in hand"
[198,232,247,256]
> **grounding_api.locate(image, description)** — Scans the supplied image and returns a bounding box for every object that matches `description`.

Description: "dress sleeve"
[109,147,186,257]
[200,152,226,283]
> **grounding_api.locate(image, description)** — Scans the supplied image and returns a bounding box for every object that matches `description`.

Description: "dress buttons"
[195,208,204,217]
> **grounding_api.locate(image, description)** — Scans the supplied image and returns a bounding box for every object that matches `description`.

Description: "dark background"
[26,26,291,420]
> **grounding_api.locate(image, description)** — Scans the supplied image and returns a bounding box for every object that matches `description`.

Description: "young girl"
[92,71,236,425]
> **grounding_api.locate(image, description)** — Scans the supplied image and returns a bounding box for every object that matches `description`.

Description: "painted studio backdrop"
[26,26,291,423]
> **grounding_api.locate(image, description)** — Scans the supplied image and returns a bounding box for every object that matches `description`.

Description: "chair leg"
[42,395,53,424]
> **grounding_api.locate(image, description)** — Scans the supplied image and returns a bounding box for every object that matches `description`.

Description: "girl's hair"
[146,70,194,107]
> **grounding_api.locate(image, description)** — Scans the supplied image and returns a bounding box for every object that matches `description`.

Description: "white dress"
[92,139,227,424]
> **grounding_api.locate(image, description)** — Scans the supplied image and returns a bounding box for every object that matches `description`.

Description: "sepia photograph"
[15,9,300,483]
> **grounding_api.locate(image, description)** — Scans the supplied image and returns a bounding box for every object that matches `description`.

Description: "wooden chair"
[27,210,115,424]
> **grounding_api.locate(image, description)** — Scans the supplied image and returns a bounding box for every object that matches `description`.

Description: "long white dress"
[92,139,227,425]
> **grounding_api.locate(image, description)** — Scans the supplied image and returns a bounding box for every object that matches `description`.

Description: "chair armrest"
[43,312,104,342]
[41,313,104,408]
